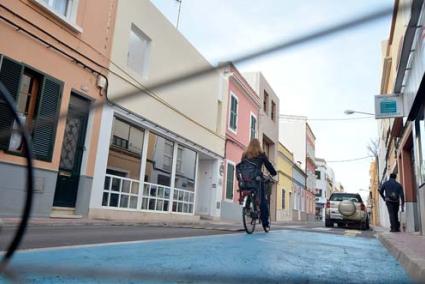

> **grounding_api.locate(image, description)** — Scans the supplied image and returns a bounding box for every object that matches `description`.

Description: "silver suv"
[325,193,369,230]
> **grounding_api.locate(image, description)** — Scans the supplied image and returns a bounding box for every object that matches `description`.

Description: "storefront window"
[103,117,144,209]
[174,145,197,191]
[145,133,174,186]
[172,145,196,213]
[142,133,174,212]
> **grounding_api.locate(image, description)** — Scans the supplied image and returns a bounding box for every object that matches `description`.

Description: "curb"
[376,232,425,282]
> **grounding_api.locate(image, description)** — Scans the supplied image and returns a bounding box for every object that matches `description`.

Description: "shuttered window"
[226,162,235,200]
[229,93,238,132]
[32,77,62,161]
[0,55,62,161]
[0,57,23,150]
[250,114,257,140]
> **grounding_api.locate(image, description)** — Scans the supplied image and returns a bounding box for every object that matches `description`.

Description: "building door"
[196,158,214,216]
[53,94,90,207]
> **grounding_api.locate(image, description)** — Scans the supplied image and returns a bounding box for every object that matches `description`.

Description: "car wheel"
[325,219,332,227]
[337,222,345,228]
[360,221,367,231]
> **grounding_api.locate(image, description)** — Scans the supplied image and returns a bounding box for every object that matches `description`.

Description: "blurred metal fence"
[0,2,412,282]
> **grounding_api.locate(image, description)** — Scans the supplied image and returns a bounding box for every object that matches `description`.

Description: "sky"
[151,0,393,198]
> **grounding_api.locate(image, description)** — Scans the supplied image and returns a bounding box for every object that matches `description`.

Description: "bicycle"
[239,175,275,234]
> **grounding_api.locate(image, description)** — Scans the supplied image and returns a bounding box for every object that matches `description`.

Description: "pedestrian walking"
[379,173,405,232]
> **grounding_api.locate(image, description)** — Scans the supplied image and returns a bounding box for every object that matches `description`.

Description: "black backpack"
[236,159,261,190]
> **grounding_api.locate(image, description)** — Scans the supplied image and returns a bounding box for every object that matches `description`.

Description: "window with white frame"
[250,114,257,140]
[127,24,151,77]
[229,94,238,132]
[38,0,78,21]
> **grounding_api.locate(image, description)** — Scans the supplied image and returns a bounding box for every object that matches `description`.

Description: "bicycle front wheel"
[242,196,256,234]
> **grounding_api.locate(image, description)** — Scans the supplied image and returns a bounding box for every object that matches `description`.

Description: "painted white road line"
[311,227,333,231]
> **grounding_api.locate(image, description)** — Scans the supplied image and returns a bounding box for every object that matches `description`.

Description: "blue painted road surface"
[2,230,411,283]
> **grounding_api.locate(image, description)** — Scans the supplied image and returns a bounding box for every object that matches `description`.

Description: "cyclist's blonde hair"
[242,138,264,159]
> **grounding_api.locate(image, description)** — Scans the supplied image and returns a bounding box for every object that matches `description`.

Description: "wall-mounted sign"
[374,95,404,119]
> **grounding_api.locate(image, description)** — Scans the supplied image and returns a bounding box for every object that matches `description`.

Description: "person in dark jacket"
[241,138,277,229]
[380,173,405,232]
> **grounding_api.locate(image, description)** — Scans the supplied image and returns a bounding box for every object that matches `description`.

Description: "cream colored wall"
[108,0,224,156]
[277,143,293,212]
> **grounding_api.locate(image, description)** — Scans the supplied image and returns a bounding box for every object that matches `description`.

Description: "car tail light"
[326,201,330,208]
[360,203,366,211]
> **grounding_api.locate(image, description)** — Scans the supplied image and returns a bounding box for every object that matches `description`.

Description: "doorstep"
[50,206,82,219]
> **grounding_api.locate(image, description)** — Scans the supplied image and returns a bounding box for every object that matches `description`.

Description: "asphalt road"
[0,224,236,251]
[0,222,376,251]
[1,224,410,283]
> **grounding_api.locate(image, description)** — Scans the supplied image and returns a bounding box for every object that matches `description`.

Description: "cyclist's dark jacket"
[244,153,277,177]
[380,178,404,204]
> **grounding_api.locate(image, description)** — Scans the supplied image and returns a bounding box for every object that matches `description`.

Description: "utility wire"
[0,3,396,141]
[327,155,374,163]
[279,115,374,121]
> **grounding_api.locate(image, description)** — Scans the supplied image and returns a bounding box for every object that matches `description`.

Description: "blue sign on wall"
[374,95,404,119]
[380,100,397,114]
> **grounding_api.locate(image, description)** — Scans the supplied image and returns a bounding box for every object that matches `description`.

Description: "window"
[330,193,362,202]
[176,147,183,173]
[282,189,286,209]
[315,189,322,197]
[315,170,321,180]
[163,141,174,171]
[250,114,257,140]
[263,91,269,113]
[142,133,175,212]
[172,145,196,214]
[174,146,197,191]
[111,117,144,155]
[127,24,151,77]
[271,100,276,121]
[229,93,238,132]
[226,162,235,200]
[36,0,78,23]
[145,133,174,187]
[103,174,139,209]
[0,56,62,161]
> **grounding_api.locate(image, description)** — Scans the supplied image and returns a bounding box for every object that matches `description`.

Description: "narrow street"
[1,223,410,283]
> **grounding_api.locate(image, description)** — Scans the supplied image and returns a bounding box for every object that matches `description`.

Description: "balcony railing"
[103,175,195,215]
[103,174,140,209]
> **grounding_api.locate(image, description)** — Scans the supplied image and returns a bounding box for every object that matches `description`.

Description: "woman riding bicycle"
[241,138,277,229]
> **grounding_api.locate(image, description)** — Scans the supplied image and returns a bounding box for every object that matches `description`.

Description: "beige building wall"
[276,143,294,221]
[107,0,224,157]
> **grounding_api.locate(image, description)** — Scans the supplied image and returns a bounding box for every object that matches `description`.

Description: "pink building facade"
[221,65,261,221]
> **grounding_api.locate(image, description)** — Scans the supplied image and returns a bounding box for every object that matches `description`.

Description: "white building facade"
[89,0,225,222]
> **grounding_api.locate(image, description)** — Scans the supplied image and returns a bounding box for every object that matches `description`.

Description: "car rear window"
[330,194,361,202]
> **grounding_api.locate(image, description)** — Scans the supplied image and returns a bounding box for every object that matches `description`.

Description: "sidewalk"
[0,217,319,232]
[374,226,425,282]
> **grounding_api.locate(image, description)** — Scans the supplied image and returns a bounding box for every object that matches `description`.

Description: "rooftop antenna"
[176,0,183,30]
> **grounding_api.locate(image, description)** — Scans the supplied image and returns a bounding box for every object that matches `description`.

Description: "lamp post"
[344,110,375,116]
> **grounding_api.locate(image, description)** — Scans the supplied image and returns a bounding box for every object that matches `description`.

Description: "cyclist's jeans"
[260,185,269,226]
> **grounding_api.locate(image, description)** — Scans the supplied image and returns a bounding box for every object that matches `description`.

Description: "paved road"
[0,222,375,251]
[0,224,236,251]
[2,228,410,283]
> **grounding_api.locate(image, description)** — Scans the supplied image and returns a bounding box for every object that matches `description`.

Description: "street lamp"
[344,109,375,116]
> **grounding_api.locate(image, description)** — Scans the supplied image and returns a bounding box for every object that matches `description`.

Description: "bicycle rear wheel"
[242,196,256,234]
